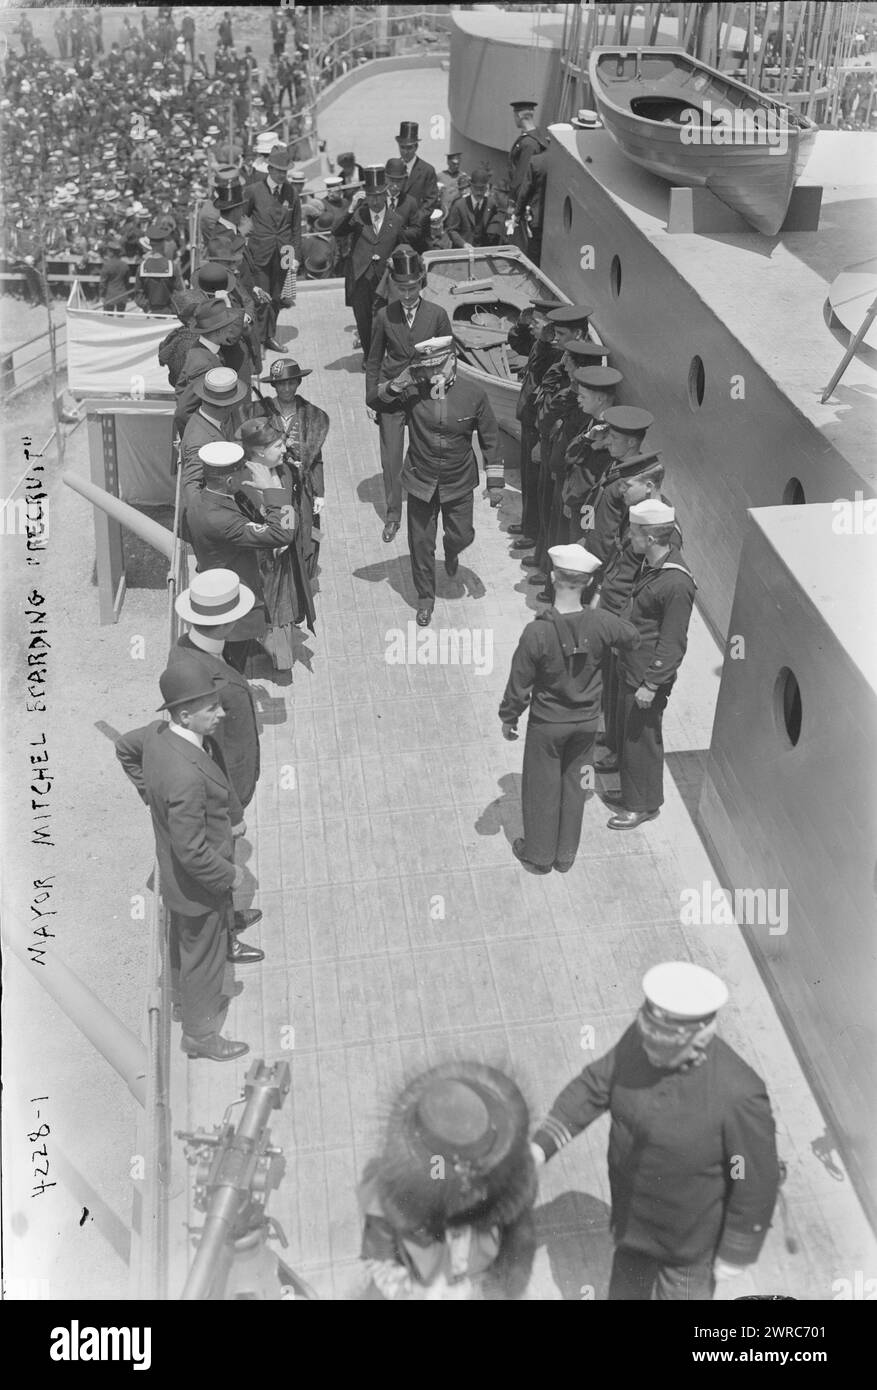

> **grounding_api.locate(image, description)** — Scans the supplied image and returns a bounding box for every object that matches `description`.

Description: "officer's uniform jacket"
[507,128,548,200]
[582,470,628,564]
[365,297,452,407]
[399,374,503,502]
[533,1026,780,1267]
[115,721,241,915]
[168,633,260,808]
[242,177,303,267]
[616,543,697,689]
[515,337,561,424]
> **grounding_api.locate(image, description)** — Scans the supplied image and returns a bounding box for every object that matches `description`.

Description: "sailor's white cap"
[629,499,675,526]
[548,544,602,575]
[198,441,245,471]
[642,962,729,1021]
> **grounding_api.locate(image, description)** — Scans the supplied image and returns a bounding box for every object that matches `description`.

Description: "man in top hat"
[180,367,251,492]
[333,166,407,359]
[169,569,263,813]
[394,337,503,626]
[592,456,679,771]
[174,299,246,432]
[249,358,329,583]
[602,498,696,830]
[134,221,185,313]
[507,100,548,253]
[531,961,780,1299]
[446,167,506,249]
[499,544,640,873]
[366,246,452,543]
[358,1061,537,1300]
[115,658,263,1063]
[394,120,440,229]
[184,441,300,670]
[581,405,655,566]
[507,298,563,548]
[242,145,302,315]
[199,170,252,251]
[98,238,130,314]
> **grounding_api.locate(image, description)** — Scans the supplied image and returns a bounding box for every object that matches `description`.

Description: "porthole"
[774,667,802,748]
[610,254,622,298]
[562,195,573,231]
[783,477,806,505]
[687,354,705,410]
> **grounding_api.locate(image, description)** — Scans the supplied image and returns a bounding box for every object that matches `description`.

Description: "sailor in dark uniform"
[506,100,548,257]
[507,299,562,548]
[581,406,655,565]
[532,961,781,1300]
[135,221,184,313]
[603,498,696,829]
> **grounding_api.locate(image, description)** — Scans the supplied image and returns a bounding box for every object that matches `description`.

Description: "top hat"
[175,568,255,626]
[156,658,227,712]
[260,357,312,383]
[396,121,419,142]
[193,367,249,407]
[373,1061,535,1232]
[214,179,244,209]
[362,165,387,195]
[389,245,423,284]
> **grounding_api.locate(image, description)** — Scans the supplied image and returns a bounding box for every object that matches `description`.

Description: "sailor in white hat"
[498,541,640,873]
[531,960,780,1299]
[603,496,697,831]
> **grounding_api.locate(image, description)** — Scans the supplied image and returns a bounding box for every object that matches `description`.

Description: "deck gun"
[177,1059,316,1300]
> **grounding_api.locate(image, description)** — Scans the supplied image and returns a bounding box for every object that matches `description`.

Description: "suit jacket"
[383,192,422,245]
[243,178,303,267]
[446,195,506,248]
[175,343,222,428]
[168,633,260,808]
[332,202,406,305]
[365,297,452,407]
[399,155,440,219]
[180,408,238,489]
[185,483,298,638]
[115,720,241,915]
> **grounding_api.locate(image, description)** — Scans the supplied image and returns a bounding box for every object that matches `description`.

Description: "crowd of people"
[4,12,781,1301]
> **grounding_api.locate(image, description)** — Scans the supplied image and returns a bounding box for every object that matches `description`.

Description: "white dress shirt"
[168,723,204,749]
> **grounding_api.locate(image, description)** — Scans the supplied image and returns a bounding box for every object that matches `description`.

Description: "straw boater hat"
[370,1061,536,1234]
[192,366,249,406]
[175,568,255,626]
[571,108,601,129]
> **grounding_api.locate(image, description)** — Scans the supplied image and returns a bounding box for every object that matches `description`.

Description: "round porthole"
[610,254,622,298]
[562,195,573,231]
[687,354,705,410]
[774,667,802,748]
[783,477,806,505]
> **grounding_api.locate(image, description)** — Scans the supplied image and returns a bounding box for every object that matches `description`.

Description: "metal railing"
[1,321,68,397]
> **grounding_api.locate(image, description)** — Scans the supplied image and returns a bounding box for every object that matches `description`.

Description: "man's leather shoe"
[527,570,546,583]
[232,908,262,934]
[607,809,659,830]
[535,589,553,602]
[595,757,620,774]
[228,939,265,965]
[521,555,541,567]
[444,552,459,576]
[507,524,525,535]
[173,981,243,1024]
[511,537,535,551]
[382,519,400,542]
[512,838,551,873]
[181,1032,250,1062]
[601,789,625,806]
[265,337,284,352]
[553,859,575,873]
[416,606,433,627]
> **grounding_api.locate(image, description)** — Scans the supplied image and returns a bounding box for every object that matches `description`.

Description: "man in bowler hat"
[115,659,265,1062]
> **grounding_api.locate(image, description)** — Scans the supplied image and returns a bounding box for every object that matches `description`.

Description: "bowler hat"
[336,151,356,165]
[157,658,227,711]
[193,366,249,406]
[260,357,312,383]
[396,121,419,142]
[267,145,289,172]
[175,568,255,626]
[384,157,407,179]
[374,1061,535,1232]
[470,168,491,189]
[362,165,387,195]
[304,243,333,276]
[196,262,230,293]
[194,299,238,334]
[389,245,423,284]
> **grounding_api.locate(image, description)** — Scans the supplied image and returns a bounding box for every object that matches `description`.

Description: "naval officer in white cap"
[498,544,640,872]
[531,961,780,1299]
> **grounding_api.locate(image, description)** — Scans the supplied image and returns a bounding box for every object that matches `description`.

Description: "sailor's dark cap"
[603,405,654,434]
[547,305,593,326]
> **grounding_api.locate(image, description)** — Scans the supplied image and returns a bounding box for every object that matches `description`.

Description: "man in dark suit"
[507,99,548,256]
[180,367,251,489]
[366,246,452,543]
[446,167,507,248]
[170,570,261,809]
[395,120,440,232]
[383,158,424,247]
[242,145,302,314]
[531,961,780,1300]
[185,440,299,671]
[397,337,504,626]
[333,165,406,359]
[115,660,264,1062]
[174,300,247,433]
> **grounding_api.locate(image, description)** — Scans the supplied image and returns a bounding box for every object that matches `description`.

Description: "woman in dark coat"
[237,416,316,672]
[248,357,328,582]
